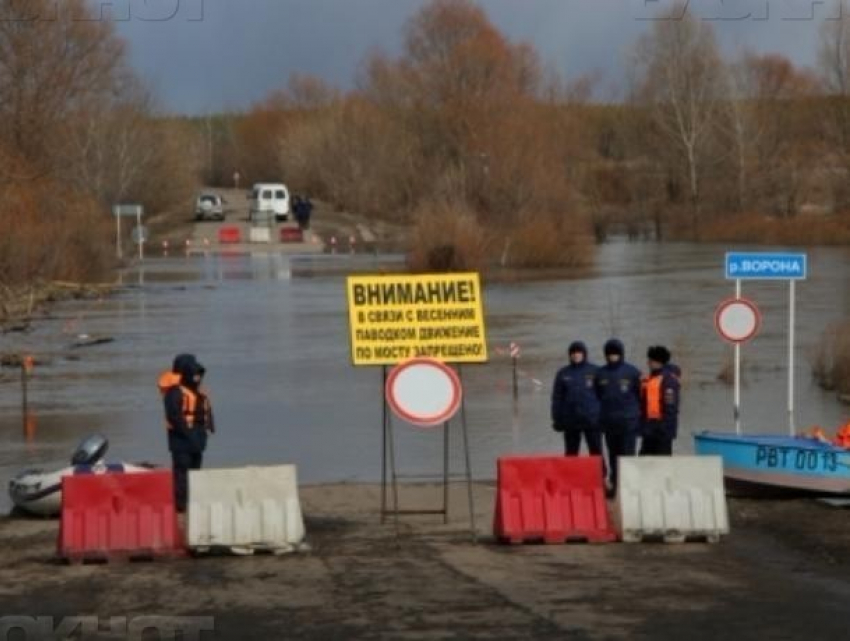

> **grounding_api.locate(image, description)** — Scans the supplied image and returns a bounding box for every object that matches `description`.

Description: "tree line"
[2,0,850,287]
[202,0,850,268]
[0,0,199,287]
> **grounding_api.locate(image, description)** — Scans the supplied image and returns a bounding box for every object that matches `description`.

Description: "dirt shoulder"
[1,483,849,640]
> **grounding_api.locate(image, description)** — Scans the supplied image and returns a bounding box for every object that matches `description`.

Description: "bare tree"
[630,4,727,238]
[0,0,124,175]
[818,2,850,208]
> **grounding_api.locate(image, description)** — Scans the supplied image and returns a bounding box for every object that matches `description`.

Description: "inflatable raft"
[7,435,155,517]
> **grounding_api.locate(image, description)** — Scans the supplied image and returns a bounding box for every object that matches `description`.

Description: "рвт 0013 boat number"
[755,446,839,472]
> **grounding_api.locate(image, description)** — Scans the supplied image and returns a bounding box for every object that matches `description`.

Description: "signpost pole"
[788,280,796,436]
[735,279,742,435]
[457,365,477,543]
[116,214,122,260]
[386,405,400,541]
[380,366,388,525]
[443,421,450,525]
[137,210,144,261]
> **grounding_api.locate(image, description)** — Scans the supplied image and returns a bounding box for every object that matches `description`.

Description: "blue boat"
[694,432,850,495]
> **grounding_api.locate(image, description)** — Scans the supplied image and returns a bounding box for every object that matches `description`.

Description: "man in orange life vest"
[159,354,214,511]
[640,346,680,456]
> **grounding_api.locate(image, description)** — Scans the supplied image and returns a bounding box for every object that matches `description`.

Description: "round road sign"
[131,225,149,245]
[715,298,761,343]
[386,358,462,428]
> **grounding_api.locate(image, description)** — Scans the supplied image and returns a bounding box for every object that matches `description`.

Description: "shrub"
[0,178,112,286]
[406,201,492,273]
[695,212,850,246]
[502,212,594,268]
[813,319,850,398]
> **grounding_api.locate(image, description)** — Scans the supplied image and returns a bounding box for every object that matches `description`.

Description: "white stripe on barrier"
[616,456,729,543]
[249,228,272,243]
[188,465,306,552]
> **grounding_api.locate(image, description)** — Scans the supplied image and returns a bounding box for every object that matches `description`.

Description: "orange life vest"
[158,372,212,431]
[834,423,850,449]
[642,375,663,421]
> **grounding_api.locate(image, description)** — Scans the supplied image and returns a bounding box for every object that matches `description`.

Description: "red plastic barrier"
[280,227,304,243]
[493,456,616,544]
[58,470,183,561]
[218,226,241,244]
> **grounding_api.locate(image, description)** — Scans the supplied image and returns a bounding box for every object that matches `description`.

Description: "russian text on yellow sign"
[347,272,488,366]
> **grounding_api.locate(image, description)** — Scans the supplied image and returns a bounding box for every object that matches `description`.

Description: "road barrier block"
[188,465,306,554]
[493,456,615,544]
[58,470,182,562]
[617,456,729,543]
[249,227,271,244]
[218,226,241,244]
[280,227,304,243]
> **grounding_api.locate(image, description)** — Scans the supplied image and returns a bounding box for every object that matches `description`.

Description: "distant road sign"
[131,226,149,244]
[715,298,761,343]
[725,252,807,280]
[113,204,144,217]
[386,358,462,427]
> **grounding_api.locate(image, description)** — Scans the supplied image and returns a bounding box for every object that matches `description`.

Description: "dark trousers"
[564,428,606,478]
[640,434,673,456]
[172,451,203,511]
[604,430,636,492]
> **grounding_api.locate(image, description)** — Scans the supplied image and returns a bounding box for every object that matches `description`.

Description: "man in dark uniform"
[640,346,680,456]
[594,339,642,496]
[161,354,215,511]
[551,341,602,458]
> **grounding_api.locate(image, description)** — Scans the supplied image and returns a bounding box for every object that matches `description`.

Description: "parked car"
[195,193,225,221]
[249,183,290,223]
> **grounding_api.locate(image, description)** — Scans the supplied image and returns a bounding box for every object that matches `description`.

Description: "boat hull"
[8,462,154,517]
[694,432,850,496]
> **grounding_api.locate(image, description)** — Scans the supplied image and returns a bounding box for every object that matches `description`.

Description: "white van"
[249,183,290,223]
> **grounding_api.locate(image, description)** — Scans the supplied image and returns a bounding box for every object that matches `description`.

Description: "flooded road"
[0,242,847,512]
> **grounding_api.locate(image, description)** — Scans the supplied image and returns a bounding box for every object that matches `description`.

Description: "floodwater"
[0,243,847,512]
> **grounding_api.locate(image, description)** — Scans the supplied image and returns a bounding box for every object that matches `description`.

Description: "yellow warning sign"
[347,272,488,366]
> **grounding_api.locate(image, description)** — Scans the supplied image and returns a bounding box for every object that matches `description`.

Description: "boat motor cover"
[71,434,109,465]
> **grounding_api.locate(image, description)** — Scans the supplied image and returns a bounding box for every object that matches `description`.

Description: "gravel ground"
[1,482,849,640]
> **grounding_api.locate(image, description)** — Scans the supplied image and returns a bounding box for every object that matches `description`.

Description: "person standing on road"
[640,346,680,456]
[292,195,304,228]
[594,339,642,496]
[302,196,314,230]
[160,354,215,511]
[551,341,603,460]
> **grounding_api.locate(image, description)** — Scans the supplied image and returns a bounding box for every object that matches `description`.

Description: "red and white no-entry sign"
[715,298,761,343]
[386,358,462,428]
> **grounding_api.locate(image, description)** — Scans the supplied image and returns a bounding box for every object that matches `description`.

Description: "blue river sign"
[725,252,807,280]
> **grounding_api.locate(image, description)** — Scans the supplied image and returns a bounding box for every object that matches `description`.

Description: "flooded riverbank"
[0,242,847,513]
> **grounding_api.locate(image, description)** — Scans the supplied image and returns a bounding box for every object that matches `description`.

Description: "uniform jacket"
[594,345,642,433]
[551,350,600,431]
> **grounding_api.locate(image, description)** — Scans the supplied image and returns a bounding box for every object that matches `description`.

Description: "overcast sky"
[112,0,840,114]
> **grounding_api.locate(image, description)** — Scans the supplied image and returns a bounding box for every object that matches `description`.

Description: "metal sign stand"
[788,280,796,436]
[380,365,477,543]
[725,252,806,436]
[734,279,742,434]
[730,277,798,435]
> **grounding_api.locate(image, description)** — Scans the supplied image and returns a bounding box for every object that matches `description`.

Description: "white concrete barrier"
[188,465,306,554]
[249,227,271,243]
[616,456,729,543]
